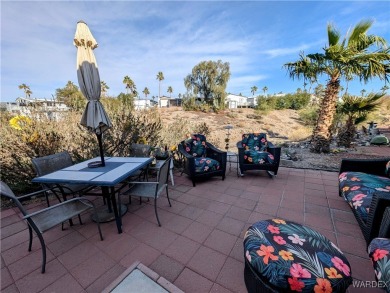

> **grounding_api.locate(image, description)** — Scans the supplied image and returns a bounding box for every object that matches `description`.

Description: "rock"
[370,135,389,145]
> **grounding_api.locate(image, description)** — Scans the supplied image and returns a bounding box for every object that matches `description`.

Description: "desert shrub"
[298,106,319,126]
[0,104,163,193]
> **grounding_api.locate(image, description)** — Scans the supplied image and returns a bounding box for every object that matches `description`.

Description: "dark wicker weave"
[379,206,390,238]
[178,141,227,187]
[339,158,390,245]
[236,141,281,177]
[244,258,278,293]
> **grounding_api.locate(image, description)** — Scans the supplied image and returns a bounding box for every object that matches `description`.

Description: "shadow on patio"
[1,164,381,293]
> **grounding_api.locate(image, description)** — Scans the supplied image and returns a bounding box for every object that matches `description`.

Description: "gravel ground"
[281,145,389,172]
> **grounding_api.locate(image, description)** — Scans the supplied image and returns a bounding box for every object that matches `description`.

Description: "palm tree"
[285,19,390,153]
[100,81,109,97]
[18,83,32,98]
[380,85,389,93]
[123,76,137,96]
[167,86,173,98]
[251,86,258,97]
[156,71,164,105]
[337,93,383,147]
[262,86,268,95]
[142,87,150,102]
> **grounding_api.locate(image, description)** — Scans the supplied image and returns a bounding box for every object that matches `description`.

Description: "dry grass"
[159,107,313,148]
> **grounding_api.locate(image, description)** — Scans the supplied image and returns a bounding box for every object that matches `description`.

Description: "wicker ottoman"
[244,219,352,293]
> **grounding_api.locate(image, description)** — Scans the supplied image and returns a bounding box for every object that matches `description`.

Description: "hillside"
[159,104,390,171]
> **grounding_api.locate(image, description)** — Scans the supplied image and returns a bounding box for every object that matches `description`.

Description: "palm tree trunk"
[310,79,340,153]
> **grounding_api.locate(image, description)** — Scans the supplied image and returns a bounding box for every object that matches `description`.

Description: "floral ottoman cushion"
[368,238,390,293]
[244,219,352,292]
[339,172,390,223]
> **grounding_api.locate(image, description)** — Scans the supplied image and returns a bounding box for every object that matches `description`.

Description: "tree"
[142,87,150,101]
[18,84,32,98]
[55,81,85,111]
[184,60,231,109]
[251,86,258,97]
[167,86,173,98]
[100,81,109,97]
[285,19,390,153]
[262,86,268,95]
[360,89,366,96]
[380,85,389,93]
[337,93,383,147]
[123,76,137,96]
[156,71,164,103]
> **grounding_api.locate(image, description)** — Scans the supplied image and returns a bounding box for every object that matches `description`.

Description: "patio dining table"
[32,156,152,234]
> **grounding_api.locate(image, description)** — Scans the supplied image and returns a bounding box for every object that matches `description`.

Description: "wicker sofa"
[339,158,390,245]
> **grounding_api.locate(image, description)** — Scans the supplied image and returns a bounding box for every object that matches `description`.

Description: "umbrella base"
[91,204,128,223]
[88,161,104,168]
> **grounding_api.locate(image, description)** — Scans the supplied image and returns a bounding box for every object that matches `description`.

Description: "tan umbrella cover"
[74,20,112,135]
[74,21,112,167]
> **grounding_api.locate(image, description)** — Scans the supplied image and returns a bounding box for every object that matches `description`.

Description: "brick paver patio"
[1,163,384,293]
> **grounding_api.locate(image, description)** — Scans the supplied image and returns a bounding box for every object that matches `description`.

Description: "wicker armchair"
[236,133,281,177]
[0,181,103,273]
[339,158,390,244]
[178,134,227,187]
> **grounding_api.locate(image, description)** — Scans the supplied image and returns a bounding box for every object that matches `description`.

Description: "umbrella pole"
[97,133,105,167]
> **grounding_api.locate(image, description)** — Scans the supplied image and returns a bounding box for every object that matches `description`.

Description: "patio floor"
[1,164,383,293]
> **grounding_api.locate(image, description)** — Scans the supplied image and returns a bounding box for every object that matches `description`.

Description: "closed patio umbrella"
[74,20,112,167]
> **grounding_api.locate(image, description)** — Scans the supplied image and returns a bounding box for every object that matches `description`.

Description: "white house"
[0,97,70,120]
[134,99,152,110]
[225,94,249,108]
[247,96,258,108]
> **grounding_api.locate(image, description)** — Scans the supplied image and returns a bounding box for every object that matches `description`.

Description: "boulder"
[370,135,389,145]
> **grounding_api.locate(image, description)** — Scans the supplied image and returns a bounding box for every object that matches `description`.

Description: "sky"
[1,1,390,102]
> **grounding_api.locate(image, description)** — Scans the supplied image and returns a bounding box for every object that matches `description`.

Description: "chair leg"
[169,169,174,186]
[28,225,33,251]
[92,208,104,241]
[36,233,46,273]
[154,198,161,227]
[192,179,196,187]
[166,186,172,207]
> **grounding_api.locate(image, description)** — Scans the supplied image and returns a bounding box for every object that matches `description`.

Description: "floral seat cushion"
[368,238,390,293]
[241,133,275,165]
[244,219,352,292]
[339,172,390,223]
[194,157,220,173]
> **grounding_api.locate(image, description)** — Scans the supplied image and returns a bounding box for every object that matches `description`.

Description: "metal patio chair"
[0,181,103,273]
[119,157,172,226]
[31,151,95,205]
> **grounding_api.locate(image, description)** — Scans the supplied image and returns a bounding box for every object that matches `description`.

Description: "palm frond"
[285,243,324,278]
[348,19,373,45]
[327,23,341,46]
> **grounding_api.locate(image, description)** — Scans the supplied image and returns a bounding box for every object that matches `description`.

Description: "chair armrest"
[379,206,390,238]
[339,158,389,176]
[17,187,58,200]
[22,197,95,219]
[267,143,281,164]
[205,142,227,169]
[367,191,390,240]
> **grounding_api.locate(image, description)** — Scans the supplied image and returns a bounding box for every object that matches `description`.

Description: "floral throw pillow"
[241,133,268,151]
[184,134,207,157]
